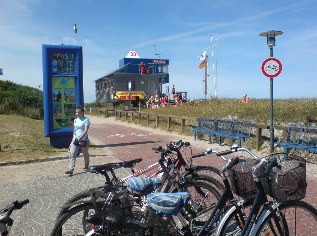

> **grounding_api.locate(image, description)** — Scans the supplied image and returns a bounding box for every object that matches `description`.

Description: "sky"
[1,0,317,103]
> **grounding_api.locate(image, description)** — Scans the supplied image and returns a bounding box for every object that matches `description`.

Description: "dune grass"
[142,98,317,125]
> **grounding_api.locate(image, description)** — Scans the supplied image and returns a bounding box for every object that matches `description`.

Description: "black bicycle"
[0,199,29,236]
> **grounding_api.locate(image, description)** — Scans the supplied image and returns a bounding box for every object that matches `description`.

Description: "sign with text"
[42,44,84,148]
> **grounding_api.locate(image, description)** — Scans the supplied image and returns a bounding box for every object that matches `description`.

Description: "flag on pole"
[199,50,207,61]
[0,68,3,75]
[198,60,206,69]
[198,50,207,69]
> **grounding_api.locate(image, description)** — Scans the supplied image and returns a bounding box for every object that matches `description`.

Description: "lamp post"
[259,30,283,153]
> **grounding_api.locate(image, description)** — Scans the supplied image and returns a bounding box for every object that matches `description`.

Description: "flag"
[199,50,207,61]
[198,50,207,69]
[0,68,3,75]
[198,59,207,69]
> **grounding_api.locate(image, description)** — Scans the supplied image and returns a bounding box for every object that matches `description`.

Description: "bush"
[0,80,43,119]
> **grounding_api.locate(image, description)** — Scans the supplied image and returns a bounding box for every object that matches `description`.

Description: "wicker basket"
[261,159,307,202]
[228,159,259,200]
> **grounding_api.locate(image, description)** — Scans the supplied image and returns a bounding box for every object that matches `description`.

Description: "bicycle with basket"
[217,147,316,236]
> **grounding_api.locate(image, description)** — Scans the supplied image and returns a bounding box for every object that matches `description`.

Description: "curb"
[0,153,109,167]
[0,155,69,166]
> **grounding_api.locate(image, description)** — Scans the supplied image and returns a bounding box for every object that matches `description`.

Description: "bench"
[193,118,254,146]
[193,118,218,143]
[275,125,317,159]
[216,120,254,146]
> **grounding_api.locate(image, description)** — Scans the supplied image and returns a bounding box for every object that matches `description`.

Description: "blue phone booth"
[42,44,84,148]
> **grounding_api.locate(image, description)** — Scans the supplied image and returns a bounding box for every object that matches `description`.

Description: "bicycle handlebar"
[192,148,212,158]
[0,199,29,221]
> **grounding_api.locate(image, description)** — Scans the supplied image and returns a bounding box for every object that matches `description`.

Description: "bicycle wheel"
[56,186,106,218]
[256,200,317,236]
[169,179,221,234]
[217,201,251,236]
[192,172,224,192]
[193,165,222,179]
[51,201,146,236]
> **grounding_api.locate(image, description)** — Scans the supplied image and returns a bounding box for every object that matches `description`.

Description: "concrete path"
[0,115,316,235]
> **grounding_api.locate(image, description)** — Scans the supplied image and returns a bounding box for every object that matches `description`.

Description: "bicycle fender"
[249,202,280,235]
[62,200,102,209]
[215,201,245,236]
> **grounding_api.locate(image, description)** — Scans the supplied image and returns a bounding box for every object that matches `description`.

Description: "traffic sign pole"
[261,56,282,153]
[270,48,274,153]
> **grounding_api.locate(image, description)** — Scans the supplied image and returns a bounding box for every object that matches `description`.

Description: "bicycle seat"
[88,158,143,174]
[127,177,162,195]
[147,192,190,215]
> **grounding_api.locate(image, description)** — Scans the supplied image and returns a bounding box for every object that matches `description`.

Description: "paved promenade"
[0,116,316,235]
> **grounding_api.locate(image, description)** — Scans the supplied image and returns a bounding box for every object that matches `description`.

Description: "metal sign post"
[260,30,283,153]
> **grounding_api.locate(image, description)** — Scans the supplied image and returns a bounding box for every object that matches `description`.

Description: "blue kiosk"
[42,44,83,148]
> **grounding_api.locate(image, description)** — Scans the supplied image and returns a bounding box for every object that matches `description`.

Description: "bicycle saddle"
[147,192,190,215]
[88,158,143,174]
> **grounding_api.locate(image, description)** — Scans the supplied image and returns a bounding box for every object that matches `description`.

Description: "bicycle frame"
[198,177,235,235]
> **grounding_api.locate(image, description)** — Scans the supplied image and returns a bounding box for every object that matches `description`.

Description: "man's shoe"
[83,166,89,171]
[65,170,73,176]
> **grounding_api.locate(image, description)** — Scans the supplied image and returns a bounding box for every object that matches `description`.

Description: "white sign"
[126,50,140,58]
[261,57,282,78]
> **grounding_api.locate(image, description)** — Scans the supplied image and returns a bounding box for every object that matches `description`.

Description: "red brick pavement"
[88,116,317,209]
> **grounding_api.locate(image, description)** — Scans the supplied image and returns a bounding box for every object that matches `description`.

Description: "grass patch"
[0,115,67,162]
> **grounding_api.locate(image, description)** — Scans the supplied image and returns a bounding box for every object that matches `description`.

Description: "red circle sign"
[261,57,282,78]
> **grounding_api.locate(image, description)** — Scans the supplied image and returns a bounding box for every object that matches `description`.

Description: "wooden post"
[130,112,133,122]
[256,127,262,150]
[167,116,172,131]
[156,115,159,128]
[181,118,185,132]
[147,114,150,126]
[138,113,141,123]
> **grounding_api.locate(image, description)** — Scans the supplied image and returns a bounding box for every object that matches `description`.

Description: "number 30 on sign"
[261,57,282,78]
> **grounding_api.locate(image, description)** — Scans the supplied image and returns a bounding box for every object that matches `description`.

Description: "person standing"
[242,94,249,104]
[65,107,90,176]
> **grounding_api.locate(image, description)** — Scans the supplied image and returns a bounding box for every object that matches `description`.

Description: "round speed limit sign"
[261,57,282,78]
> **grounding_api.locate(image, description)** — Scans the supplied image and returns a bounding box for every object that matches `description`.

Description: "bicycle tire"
[217,201,251,236]
[192,172,224,192]
[51,201,146,236]
[51,202,102,236]
[255,200,317,236]
[193,165,222,179]
[56,185,106,218]
[169,179,221,234]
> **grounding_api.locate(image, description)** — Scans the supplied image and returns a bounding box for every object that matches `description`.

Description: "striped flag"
[198,60,207,69]
[198,50,207,69]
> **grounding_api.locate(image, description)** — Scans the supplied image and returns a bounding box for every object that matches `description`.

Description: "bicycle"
[52,144,263,235]
[95,145,317,236]
[0,199,29,236]
[55,140,223,217]
[51,141,222,235]
[216,148,317,236]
